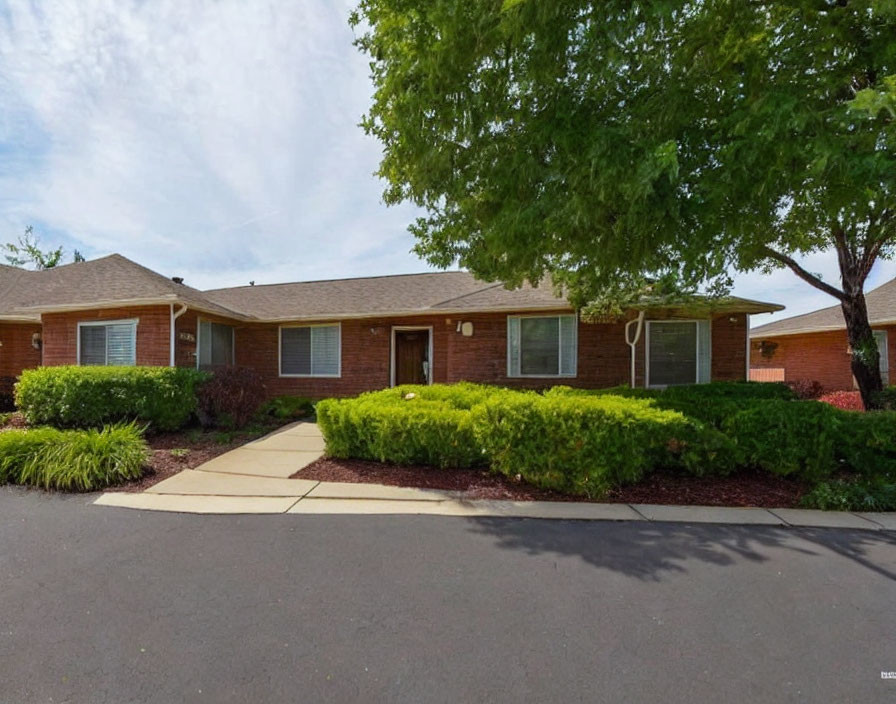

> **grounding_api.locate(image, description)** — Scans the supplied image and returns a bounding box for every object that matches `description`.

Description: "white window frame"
[278,323,342,378]
[645,319,709,389]
[507,313,578,379]
[390,325,434,387]
[195,318,236,369]
[76,318,138,366]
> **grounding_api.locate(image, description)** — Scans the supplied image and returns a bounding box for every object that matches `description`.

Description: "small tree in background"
[3,226,66,270]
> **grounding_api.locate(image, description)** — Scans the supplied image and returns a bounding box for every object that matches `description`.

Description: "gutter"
[169,304,188,366]
[624,311,646,389]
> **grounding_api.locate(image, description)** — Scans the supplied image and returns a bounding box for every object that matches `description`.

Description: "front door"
[394,330,430,385]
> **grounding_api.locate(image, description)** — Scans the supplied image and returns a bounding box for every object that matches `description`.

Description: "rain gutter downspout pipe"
[625,311,646,389]
[170,303,188,366]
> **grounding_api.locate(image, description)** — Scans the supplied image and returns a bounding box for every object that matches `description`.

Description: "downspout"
[625,311,646,389]
[745,313,750,381]
[170,303,188,367]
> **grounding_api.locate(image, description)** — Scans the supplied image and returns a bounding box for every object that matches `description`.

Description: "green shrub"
[316,394,486,468]
[837,411,896,476]
[0,423,147,491]
[262,395,315,420]
[15,366,207,431]
[472,392,722,497]
[801,478,896,512]
[723,400,843,482]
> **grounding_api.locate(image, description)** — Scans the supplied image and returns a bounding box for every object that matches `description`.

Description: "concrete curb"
[94,482,894,530]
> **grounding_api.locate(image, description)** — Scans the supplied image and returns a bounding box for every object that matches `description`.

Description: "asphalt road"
[2,486,896,703]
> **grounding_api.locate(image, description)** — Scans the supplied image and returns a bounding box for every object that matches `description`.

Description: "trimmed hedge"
[0,423,147,491]
[473,392,730,497]
[723,400,843,482]
[316,382,896,501]
[15,366,208,431]
[316,384,492,468]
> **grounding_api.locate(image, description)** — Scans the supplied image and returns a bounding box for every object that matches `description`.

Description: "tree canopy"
[3,226,82,270]
[353,0,896,404]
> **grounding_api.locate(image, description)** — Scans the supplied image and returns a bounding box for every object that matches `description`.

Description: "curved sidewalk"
[94,421,896,531]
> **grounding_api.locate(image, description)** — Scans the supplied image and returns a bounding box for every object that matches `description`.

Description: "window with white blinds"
[78,320,137,366]
[507,315,577,377]
[646,320,711,387]
[198,321,234,369]
[280,324,341,377]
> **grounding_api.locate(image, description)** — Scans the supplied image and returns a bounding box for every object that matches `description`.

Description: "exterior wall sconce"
[456,321,474,336]
[31,332,42,350]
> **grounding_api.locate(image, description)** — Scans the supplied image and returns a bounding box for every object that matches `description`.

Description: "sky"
[0,0,893,328]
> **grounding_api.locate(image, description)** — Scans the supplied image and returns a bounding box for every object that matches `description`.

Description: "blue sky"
[0,0,892,327]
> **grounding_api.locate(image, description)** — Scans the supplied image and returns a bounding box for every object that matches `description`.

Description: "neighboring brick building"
[0,254,782,399]
[750,279,896,391]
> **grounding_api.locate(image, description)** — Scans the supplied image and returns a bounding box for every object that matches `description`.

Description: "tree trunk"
[841,283,883,409]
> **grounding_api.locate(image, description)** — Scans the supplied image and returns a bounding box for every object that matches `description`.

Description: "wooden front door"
[394,330,430,385]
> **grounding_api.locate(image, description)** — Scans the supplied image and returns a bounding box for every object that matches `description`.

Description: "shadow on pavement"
[465,517,896,582]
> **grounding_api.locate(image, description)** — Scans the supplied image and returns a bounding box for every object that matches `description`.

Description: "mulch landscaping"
[295,457,807,508]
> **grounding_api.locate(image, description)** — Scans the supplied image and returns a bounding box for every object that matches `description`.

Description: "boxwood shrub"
[15,366,208,431]
[473,392,734,497]
[0,423,147,491]
[723,400,844,482]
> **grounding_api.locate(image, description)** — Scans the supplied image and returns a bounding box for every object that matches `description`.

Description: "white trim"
[645,319,705,389]
[390,325,434,387]
[76,318,138,366]
[506,313,578,379]
[745,314,750,380]
[278,322,342,378]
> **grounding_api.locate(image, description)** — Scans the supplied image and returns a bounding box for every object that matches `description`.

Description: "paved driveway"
[2,486,896,703]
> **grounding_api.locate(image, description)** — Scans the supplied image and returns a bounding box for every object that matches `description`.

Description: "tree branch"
[762,246,847,301]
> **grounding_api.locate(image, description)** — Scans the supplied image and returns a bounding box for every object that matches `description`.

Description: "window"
[197,321,234,369]
[507,315,577,377]
[280,324,341,377]
[78,320,137,366]
[646,320,711,387]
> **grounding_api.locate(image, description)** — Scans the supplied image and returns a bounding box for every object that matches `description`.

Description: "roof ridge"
[429,280,507,308]
[202,269,471,293]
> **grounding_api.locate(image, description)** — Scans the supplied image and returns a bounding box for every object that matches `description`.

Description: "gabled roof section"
[0,254,241,319]
[751,277,896,338]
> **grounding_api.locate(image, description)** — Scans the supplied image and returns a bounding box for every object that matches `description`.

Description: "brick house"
[750,277,896,390]
[0,254,781,400]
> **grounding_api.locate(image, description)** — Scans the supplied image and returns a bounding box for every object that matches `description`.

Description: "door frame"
[390,325,434,387]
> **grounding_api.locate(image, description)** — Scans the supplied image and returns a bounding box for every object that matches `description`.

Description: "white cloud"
[0,0,426,288]
[0,0,889,328]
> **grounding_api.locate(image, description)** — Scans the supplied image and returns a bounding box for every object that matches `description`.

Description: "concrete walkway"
[94,421,896,530]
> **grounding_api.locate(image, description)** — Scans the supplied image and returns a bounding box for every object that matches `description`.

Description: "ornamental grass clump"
[0,423,147,491]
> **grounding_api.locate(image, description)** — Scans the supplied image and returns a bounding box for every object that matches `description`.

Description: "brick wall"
[41,306,172,367]
[30,304,749,398]
[0,322,42,379]
[233,310,747,399]
[750,325,896,391]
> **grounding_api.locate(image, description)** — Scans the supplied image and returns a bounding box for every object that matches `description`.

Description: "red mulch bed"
[295,457,807,508]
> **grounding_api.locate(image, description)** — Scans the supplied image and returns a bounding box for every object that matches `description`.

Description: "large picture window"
[280,324,341,377]
[78,320,137,366]
[198,321,234,369]
[646,320,711,387]
[507,315,577,377]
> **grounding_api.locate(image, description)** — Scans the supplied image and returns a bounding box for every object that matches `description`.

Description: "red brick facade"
[0,322,42,381]
[41,306,172,367]
[2,305,750,398]
[751,325,896,391]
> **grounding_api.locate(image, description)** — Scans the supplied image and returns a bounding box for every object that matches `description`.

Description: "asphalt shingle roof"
[751,278,896,338]
[0,253,782,323]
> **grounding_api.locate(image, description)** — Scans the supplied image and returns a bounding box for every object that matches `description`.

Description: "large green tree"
[353,0,896,406]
